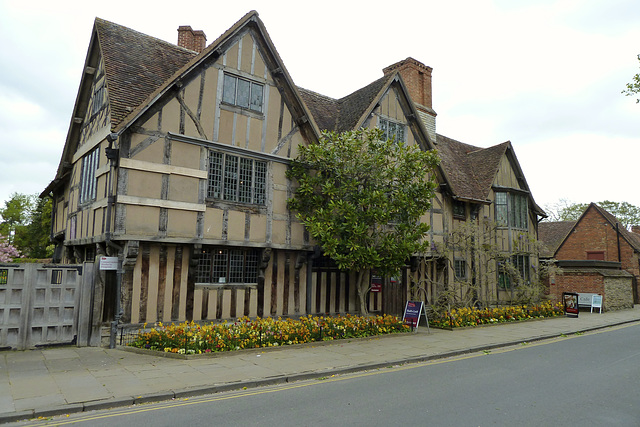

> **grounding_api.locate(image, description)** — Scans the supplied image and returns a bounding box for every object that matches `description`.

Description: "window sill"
[220,102,264,119]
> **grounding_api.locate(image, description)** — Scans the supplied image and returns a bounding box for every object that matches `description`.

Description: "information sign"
[402,301,430,333]
[562,292,579,317]
[591,294,603,313]
[99,256,119,271]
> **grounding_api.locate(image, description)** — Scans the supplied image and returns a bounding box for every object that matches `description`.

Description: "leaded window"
[495,191,528,229]
[79,148,99,204]
[454,259,467,280]
[498,254,530,289]
[378,118,406,143]
[196,247,260,284]
[208,151,266,205]
[222,74,264,112]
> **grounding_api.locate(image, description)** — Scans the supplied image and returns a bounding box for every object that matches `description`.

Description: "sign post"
[402,301,430,333]
[562,292,579,317]
[591,294,603,313]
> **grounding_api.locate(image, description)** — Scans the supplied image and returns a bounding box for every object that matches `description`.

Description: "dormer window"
[222,73,264,112]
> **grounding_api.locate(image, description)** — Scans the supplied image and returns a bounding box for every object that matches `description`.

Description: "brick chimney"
[177,25,207,53]
[383,57,437,143]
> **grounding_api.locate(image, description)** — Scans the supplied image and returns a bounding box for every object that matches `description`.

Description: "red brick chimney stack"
[177,25,207,53]
[383,57,434,113]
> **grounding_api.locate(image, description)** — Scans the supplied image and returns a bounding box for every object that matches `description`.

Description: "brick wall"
[556,205,640,302]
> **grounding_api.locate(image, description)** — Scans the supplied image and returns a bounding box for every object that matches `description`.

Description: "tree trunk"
[355,270,369,315]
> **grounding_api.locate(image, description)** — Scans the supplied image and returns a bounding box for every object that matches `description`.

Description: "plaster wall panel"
[168,175,199,203]
[249,214,267,242]
[167,210,198,237]
[125,205,160,235]
[240,33,253,74]
[201,68,218,138]
[218,110,234,145]
[225,43,239,71]
[234,113,248,147]
[171,141,201,170]
[247,116,263,152]
[161,99,182,135]
[226,210,245,241]
[127,169,162,199]
[203,209,223,239]
[130,135,164,163]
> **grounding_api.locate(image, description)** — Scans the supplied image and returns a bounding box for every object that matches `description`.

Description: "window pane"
[245,250,259,283]
[379,118,388,141]
[236,78,250,108]
[495,192,508,226]
[213,249,228,283]
[254,161,267,205]
[229,250,244,283]
[396,124,405,143]
[223,74,237,104]
[196,251,212,283]
[208,151,223,198]
[388,122,397,141]
[224,155,238,201]
[250,82,263,111]
[239,158,253,203]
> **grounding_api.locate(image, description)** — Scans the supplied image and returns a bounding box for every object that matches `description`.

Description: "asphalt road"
[12,323,640,427]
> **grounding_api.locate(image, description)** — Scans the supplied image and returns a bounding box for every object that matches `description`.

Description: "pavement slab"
[0,306,639,424]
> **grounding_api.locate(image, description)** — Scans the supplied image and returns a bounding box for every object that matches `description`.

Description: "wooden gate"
[0,263,95,350]
[382,268,408,317]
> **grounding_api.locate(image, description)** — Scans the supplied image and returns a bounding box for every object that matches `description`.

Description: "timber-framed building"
[43,11,545,330]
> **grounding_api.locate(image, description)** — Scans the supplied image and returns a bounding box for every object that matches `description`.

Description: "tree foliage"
[287,128,440,314]
[0,235,21,263]
[543,199,640,229]
[0,193,53,260]
[622,54,640,103]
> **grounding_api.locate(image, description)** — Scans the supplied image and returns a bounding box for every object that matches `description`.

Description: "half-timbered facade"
[43,12,545,331]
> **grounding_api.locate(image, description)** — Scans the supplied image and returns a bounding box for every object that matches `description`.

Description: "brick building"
[540,203,640,310]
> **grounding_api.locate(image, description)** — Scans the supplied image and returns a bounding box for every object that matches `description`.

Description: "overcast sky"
[1,0,639,215]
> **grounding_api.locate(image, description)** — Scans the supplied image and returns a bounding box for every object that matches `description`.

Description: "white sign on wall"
[99,256,119,271]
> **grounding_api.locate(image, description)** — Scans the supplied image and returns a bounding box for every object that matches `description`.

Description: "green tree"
[0,193,53,259]
[622,54,640,103]
[543,199,640,229]
[287,128,440,314]
[0,193,34,241]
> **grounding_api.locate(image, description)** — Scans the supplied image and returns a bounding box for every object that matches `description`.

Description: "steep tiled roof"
[435,134,507,201]
[299,75,393,133]
[95,18,197,127]
[297,88,339,132]
[538,221,576,258]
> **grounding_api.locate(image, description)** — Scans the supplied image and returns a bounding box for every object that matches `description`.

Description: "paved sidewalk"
[1,306,639,424]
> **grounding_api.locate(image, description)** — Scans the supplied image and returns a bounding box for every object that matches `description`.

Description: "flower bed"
[430,301,564,329]
[128,314,409,355]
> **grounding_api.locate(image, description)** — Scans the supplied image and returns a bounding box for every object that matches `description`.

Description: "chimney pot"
[177,25,206,53]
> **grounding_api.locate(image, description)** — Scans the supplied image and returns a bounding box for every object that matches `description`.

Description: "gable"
[125,24,307,161]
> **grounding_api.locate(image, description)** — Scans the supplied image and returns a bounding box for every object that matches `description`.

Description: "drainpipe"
[105,132,123,349]
[616,222,622,263]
